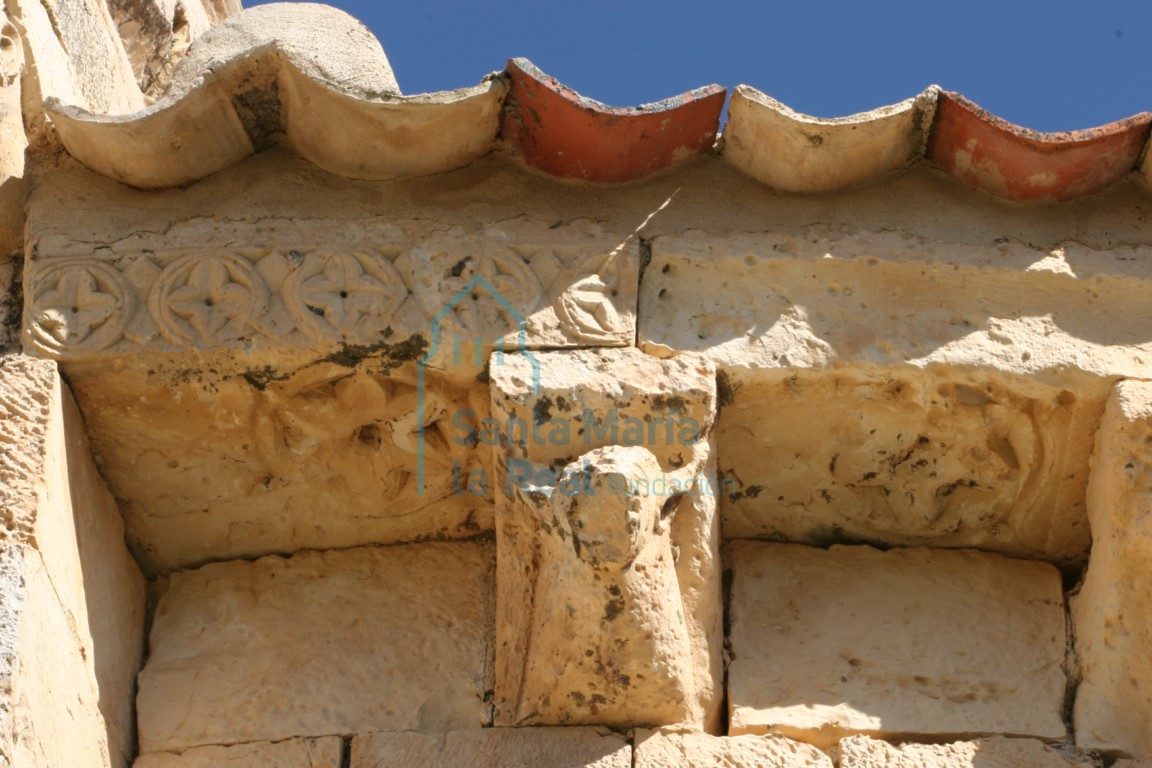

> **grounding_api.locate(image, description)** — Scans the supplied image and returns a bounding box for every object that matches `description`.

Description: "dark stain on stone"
[716,370,738,408]
[357,423,382,448]
[603,585,625,622]
[651,394,687,415]
[322,334,428,372]
[232,79,282,152]
[241,365,287,391]
[0,254,23,352]
[533,395,554,426]
[450,256,471,277]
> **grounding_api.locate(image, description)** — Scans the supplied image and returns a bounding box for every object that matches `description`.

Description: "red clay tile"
[928,91,1152,202]
[501,58,726,182]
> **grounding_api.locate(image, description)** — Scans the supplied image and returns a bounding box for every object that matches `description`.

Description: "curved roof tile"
[927,91,1152,202]
[45,4,504,188]
[500,58,726,182]
[723,84,938,193]
[37,5,1152,202]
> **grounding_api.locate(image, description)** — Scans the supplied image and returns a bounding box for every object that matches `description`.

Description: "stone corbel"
[490,347,723,732]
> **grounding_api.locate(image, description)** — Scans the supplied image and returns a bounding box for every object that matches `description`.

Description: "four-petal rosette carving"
[399,242,544,343]
[27,261,133,357]
[22,223,637,358]
[149,254,269,347]
[283,249,408,343]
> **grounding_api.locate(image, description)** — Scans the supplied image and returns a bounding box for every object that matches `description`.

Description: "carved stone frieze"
[282,249,408,343]
[23,219,639,363]
[149,253,269,347]
[28,261,134,356]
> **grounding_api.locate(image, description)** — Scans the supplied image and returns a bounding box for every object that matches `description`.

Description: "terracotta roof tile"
[500,58,726,182]
[37,7,1152,201]
[927,91,1152,202]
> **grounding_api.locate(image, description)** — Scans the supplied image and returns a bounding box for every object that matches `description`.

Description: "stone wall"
[1,1,1152,767]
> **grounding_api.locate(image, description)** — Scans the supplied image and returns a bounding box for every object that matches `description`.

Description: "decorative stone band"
[22,221,639,360]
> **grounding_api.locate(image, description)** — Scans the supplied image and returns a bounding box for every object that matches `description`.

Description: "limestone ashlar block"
[1071,380,1152,756]
[3,545,115,768]
[135,737,343,768]
[638,230,1143,563]
[489,349,724,731]
[137,542,494,753]
[639,229,1152,381]
[39,377,147,765]
[351,727,631,768]
[717,368,1094,563]
[487,347,717,472]
[838,736,1096,767]
[634,729,833,767]
[68,361,493,572]
[728,542,1067,747]
[0,357,145,767]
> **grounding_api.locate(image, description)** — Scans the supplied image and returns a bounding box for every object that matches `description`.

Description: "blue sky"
[255,1,1151,132]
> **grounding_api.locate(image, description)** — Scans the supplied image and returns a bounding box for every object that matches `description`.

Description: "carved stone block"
[67,361,492,571]
[489,348,722,731]
[24,218,638,367]
[639,231,1124,564]
[717,368,1095,563]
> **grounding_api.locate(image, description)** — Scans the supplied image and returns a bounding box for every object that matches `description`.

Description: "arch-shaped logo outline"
[416,272,541,496]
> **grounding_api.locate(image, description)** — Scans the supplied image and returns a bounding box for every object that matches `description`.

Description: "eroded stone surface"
[5,546,113,768]
[67,359,491,572]
[500,445,696,728]
[635,729,833,767]
[108,0,240,97]
[352,727,631,768]
[137,542,494,753]
[639,230,1152,380]
[0,361,145,768]
[728,542,1067,747]
[25,219,637,361]
[135,737,342,768]
[717,368,1096,563]
[639,231,1135,564]
[490,349,723,731]
[38,377,147,765]
[1072,380,1152,756]
[838,736,1096,767]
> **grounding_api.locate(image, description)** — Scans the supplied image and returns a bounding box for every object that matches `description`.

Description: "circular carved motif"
[436,247,544,336]
[149,254,269,347]
[283,250,408,342]
[28,261,133,358]
[551,250,628,344]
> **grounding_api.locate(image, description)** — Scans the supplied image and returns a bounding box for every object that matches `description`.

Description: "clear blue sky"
[253,1,1151,133]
